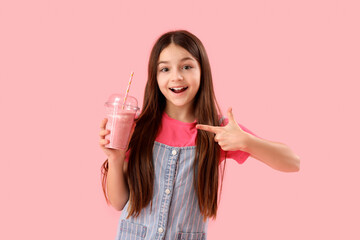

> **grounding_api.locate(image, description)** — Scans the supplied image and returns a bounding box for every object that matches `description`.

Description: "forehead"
[158,43,195,62]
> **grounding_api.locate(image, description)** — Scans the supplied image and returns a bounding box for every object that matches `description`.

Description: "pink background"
[1,0,359,239]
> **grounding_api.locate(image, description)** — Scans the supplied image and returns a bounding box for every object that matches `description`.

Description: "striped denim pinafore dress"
[115,141,208,240]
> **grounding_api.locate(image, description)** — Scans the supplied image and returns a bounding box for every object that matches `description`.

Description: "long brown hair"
[101,30,226,220]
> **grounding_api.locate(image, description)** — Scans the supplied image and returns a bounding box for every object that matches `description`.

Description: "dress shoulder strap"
[219,115,226,125]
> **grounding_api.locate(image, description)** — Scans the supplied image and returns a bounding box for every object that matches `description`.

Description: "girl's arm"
[243,134,300,172]
[106,153,130,211]
[196,108,300,172]
[100,118,133,211]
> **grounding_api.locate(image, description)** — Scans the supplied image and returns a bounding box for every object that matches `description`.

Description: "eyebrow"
[157,57,195,65]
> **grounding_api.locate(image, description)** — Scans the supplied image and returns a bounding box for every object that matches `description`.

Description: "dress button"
[172,149,177,155]
[165,188,171,194]
[158,227,164,233]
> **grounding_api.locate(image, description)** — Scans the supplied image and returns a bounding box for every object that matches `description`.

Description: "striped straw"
[122,71,134,109]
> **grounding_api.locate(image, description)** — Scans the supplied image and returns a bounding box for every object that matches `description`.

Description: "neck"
[164,103,195,123]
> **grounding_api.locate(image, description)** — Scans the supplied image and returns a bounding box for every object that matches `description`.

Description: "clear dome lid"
[104,93,139,111]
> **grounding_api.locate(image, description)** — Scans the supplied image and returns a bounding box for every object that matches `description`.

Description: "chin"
[168,101,190,108]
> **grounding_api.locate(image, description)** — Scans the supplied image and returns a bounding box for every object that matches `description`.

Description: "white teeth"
[170,87,186,90]
[169,86,188,93]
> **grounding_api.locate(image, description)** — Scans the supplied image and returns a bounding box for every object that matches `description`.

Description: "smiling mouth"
[169,86,188,93]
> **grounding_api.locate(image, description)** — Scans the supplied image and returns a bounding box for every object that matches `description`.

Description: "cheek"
[194,77,201,90]
[156,76,163,88]
[195,71,201,87]
[194,84,200,96]
[157,78,167,94]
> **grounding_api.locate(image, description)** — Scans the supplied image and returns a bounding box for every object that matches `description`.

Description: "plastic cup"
[104,93,139,150]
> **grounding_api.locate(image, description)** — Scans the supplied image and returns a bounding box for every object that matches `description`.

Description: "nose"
[170,68,184,82]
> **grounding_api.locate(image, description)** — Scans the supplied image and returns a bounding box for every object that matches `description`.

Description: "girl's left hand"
[196,108,250,151]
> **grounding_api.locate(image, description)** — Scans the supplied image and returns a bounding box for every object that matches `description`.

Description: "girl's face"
[157,43,201,113]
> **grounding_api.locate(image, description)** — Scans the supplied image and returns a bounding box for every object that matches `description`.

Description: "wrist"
[240,132,254,152]
[108,152,126,166]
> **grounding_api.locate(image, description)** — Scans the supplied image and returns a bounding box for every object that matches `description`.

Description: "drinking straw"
[122,71,134,109]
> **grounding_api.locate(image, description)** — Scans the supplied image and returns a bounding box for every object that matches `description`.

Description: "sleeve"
[124,149,130,162]
[219,117,259,165]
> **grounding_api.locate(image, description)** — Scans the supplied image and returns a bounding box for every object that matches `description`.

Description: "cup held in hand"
[104,93,139,150]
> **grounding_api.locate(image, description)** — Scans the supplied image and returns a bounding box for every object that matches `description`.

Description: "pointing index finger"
[196,124,221,134]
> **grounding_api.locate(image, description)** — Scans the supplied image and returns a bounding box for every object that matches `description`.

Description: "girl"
[99,30,300,240]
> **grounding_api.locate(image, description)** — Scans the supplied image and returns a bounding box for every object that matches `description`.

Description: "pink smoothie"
[105,110,136,150]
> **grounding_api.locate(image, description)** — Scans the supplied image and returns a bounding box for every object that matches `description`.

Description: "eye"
[160,67,169,72]
[183,65,192,70]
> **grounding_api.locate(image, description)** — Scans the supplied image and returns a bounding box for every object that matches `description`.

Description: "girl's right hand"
[99,118,134,160]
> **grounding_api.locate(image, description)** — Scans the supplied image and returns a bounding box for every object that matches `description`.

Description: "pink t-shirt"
[125,112,258,164]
